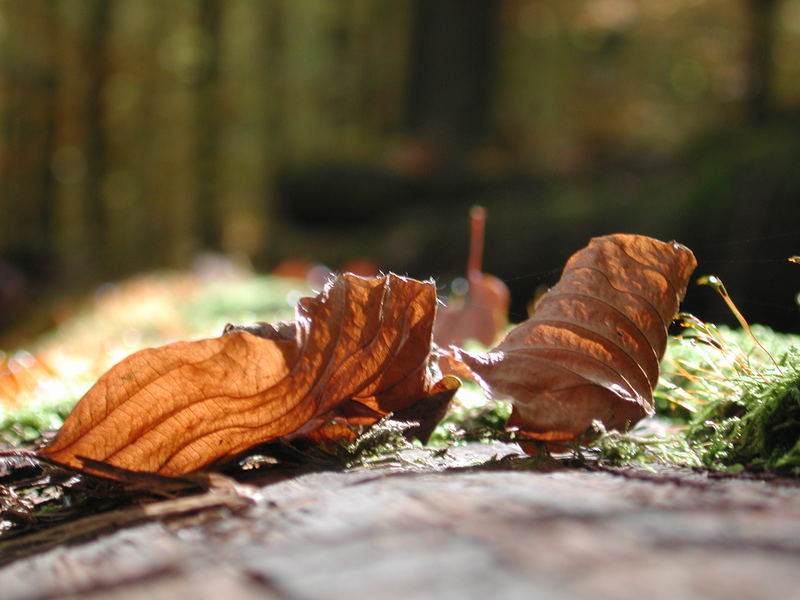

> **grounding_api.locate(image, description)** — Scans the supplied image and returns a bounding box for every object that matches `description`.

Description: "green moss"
[590,421,702,469]
[655,319,800,422]
[0,393,80,447]
[686,346,800,474]
[428,380,511,446]
[595,319,800,474]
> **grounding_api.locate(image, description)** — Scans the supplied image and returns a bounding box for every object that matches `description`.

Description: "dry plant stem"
[468,205,486,279]
[698,276,783,374]
[433,207,510,348]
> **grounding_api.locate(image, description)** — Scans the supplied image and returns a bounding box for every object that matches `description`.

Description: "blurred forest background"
[1,0,800,343]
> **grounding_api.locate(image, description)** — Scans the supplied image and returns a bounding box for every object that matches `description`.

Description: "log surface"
[2,443,800,600]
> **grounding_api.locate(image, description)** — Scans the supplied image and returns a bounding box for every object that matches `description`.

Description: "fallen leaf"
[40,273,451,477]
[434,206,510,348]
[454,234,697,446]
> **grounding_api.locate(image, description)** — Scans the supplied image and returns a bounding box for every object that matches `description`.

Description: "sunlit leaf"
[40,274,450,476]
[454,234,697,446]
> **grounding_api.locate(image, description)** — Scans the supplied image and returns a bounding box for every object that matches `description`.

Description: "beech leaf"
[39,273,451,477]
[454,234,697,446]
[434,206,510,348]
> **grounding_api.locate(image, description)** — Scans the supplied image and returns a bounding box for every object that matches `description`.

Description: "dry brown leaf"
[40,273,450,477]
[434,206,510,348]
[454,234,697,446]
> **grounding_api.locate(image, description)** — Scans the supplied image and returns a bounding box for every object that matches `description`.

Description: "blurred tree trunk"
[38,3,58,269]
[51,0,104,281]
[0,1,58,274]
[151,3,200,267]
[136,3,171,269]
[85,0,111,275]
[213,0,282,261]
[743,0,780,122]
[405,0,498,169]
[196,0,223,250]
[100,1,151,275]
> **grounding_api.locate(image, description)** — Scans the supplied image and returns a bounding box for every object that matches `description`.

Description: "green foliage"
[686,347,800,474]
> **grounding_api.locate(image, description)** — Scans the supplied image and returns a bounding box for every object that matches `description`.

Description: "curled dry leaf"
[40,273,454,477]
[454,234,697,446]
[434,206,510,348]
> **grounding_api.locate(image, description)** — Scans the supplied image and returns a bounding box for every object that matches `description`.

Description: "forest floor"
[2,266,800,599]
[2,442,800,600]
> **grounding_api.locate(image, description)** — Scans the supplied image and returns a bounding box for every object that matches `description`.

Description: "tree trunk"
[405,0,498,169]
[743,0,780,122]
[196,0,224,251]
[84,0,111,275]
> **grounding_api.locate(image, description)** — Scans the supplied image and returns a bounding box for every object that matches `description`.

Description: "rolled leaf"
[455,234,697,445]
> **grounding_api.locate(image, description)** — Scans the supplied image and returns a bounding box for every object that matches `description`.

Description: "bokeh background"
[1,0,800,343]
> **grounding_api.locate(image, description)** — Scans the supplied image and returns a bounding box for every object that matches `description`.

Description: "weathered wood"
[2,444,800,600]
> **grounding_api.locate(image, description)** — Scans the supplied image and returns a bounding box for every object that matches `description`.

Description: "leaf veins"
[39,273,452,477]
